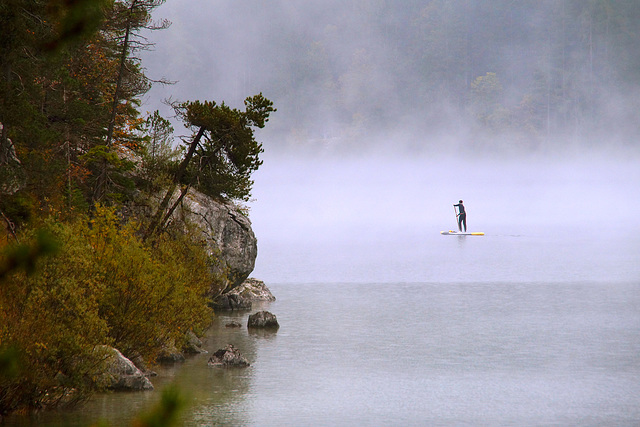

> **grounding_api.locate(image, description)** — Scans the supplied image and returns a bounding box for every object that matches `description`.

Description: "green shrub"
[0,222,110,414]
[89,205,213,360]
[0,205,217,415]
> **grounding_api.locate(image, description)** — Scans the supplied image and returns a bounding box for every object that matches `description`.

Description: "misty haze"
[2,0,639,425]
[143,0,640,152]
[140,0,640,284]
[139,2,640,425]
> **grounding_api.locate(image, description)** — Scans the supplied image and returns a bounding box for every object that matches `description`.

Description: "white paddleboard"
[440,230,485,236]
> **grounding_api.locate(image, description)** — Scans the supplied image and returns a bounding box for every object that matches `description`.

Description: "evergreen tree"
[93,0,170,202]
[145,94,275,238]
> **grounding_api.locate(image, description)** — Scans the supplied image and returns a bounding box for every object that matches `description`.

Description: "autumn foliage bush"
[0,205,216,415]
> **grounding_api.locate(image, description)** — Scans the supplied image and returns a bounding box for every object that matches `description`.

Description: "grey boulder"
[207,344,250,367]
[101,346,154,391]
[247,311,279,330]
[228,278,276,302]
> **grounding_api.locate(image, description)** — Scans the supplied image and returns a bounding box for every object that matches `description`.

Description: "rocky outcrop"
[124,188,256,294]
[211,278,276,311]
[207,344,250,367]
[228,278,276,302]
[247,311,280,330]
[119,147,257,293]
[100,346,154,391]
[173,189,257,293]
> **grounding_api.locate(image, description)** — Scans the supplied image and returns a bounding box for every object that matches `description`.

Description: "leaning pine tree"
[144,94,275,238]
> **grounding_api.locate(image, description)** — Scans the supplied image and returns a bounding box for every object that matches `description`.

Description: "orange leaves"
[68,162,91,183]
[77,205,213,359]
[112,112,145,151]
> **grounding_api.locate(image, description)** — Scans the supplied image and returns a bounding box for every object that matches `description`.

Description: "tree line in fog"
[244,0,640,150]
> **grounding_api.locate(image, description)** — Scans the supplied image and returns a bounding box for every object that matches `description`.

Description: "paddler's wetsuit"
[454,202,466,232]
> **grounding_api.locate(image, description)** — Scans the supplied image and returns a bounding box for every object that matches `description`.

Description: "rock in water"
[183,330,208,354]
[156,340,186,364]
[210,293,252,311]
[228,278,276,302]
[207,344,250,367]
[247,311,280,330]
[225,321,243,328]
[101,346,154,391]
[211,278,276,311]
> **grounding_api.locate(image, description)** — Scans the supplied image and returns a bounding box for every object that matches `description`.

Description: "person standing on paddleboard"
[454,200,467,232]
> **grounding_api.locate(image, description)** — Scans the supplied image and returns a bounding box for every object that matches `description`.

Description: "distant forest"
[281,0,640,146]
[183,0,639,151]
[2,0,640,202]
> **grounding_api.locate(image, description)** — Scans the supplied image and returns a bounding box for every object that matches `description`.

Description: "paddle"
[453,205,459,230]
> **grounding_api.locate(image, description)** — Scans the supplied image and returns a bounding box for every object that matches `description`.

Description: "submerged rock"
[207,344,250,367]
[247,311,279,330]
[225,321,243,328]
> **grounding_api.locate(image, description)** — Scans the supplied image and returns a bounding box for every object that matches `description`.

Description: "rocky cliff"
[161,188,258,294]
[116,145,258,294]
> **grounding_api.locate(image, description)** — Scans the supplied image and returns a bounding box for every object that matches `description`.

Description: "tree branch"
[144,126,205,239]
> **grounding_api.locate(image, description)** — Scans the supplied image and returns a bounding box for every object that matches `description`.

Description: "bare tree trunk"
[158,184,190,232]
[0,209,19,243]
[144,126,205,239]
[0,123,8,165]
[1,63,12,165]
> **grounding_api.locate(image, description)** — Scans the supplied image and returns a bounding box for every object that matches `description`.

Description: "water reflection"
[176,304,276,426]
[5,280,640,426]
[4,226,640,426]
[2,305,274,427]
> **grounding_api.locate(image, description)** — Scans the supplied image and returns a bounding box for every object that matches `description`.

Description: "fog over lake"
[247,152,639,284]
[130,2,640,424]
[138,1,640,287]
[3,2,639,426]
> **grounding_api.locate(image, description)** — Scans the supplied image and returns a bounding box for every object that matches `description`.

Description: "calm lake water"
[6,226,640,426]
